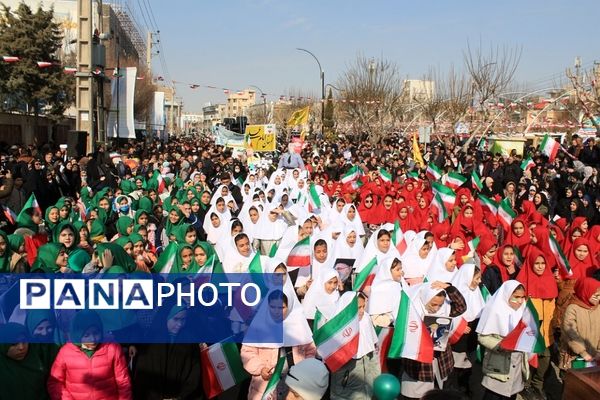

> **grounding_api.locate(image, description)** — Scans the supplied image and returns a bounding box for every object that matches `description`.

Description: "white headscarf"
[425,248,457,283]
[367,256,403,319]
[340,203,365,236]
[355,227,400,273]
[302,267,339,320]
[214,219,241,261]
[333,226,365,261]
[452,263,486,322]
[203,210,230,245]
[222,233,255,273]
[409,282,451,318]
[238,201,262,242]
[243,289,314,348]
[310,233,336,278]
[401,231,437,279]
[254,203,288,241]
[476,280,525,336]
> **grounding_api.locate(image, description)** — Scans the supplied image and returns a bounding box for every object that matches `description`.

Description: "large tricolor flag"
[378,168,392,183]
[201,342,248,399]
[375,326,394,371]
[549,235,572,277]
[391,220,408,254]
[539,134,560,162]
[431,182,456,214]
[388,290,434,363]
[478,194,498,215]
[499,299,546,354]
[308,183,321,210]
[431,192,448,223]
[426,163,442,181]
[261,356,285,400]
[154,242,178,273]
[341,165,360,184]
[446,172,467,190]
[352,256,378,291]
[497,198,516,232]
[286,236,311,267]
[471,170,483,191]
[313,294,360,372]
[520,157,535,171]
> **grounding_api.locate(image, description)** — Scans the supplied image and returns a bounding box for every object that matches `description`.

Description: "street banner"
[246,124,277,152]
[107,67,137,139]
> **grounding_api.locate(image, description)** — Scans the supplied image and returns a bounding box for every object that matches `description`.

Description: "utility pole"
[76,0,95,153]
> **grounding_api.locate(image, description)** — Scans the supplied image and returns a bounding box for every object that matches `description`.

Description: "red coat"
[48,343,132,400]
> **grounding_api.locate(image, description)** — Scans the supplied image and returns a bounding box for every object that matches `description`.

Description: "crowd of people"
[0,131,599,400]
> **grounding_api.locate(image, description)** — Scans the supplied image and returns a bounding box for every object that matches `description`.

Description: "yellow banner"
[245,124,277,152]
[287,106,310,126]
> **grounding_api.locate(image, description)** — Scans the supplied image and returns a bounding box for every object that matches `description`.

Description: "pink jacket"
[241,343,317,400]
[48,343,132,400]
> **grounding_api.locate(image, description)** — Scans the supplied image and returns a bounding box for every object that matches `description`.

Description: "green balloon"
[373,373,401,400]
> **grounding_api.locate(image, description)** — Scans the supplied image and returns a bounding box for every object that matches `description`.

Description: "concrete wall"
[0,113,76,145]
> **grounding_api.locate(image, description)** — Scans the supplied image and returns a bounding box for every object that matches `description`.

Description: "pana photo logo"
[20,278,262,310]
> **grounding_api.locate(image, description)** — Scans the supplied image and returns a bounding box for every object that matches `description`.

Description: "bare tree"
[337,55,405,144]
[566,66,600,136]
[462,41,521,147]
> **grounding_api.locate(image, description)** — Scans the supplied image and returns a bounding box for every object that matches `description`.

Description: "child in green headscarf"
[31,243,68,273]
[84,242,136,273]
[7,233,29,273]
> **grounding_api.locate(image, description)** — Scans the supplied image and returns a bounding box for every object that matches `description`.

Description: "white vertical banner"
[151,91,165,138]
[107,67,137,139]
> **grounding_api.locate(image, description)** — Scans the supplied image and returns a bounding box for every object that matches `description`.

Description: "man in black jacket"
[503,156,522,186]
[218,172,243,207]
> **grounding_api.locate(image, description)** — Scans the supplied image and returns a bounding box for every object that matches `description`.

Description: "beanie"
[285,358,329,400]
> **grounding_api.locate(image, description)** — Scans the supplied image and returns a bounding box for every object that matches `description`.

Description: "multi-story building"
[202,103,227,129]
[226,89,256,118]
[402,80,435,103]
[181,113,203,133]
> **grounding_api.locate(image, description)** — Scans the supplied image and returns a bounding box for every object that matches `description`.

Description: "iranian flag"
[2,205,16,225]
[448,317,469,345]
[308,183,321,210]
[341,165,360,183]
[446,172,467,190]
[481,285,491,301]
[426,163,442,181]
[353,256,378,291]
[201,342,249,399]
[539,134,560,162]
[497,198,516,232]
[375,326,394,371]
[391,220,408,254]
[499,299,546,354]
[479,194,498,215]
[468,237,480,253]
[471,170,483,191]
[37,61,53,68]
[154,242,178,273]
[388,290,434,363]
[17,193,42,226]
[378,168,392,183]
[431,192,448,223]
[287,236,311,267]
[432,182,456,213]
[549,235,572,277]
[407,171,420,180]
[349,180,363,191]
[520,157,535,171]
[313,294,360,372]
[261,356,285,400]
[3,56,19,62]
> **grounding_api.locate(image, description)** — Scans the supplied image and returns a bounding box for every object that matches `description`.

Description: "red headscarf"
[572,278,600,309]
[451,203,477,240]
[505,216,531,251]
[491,244,516,282]
[521,200,537,222]
[516,247,558,299]
[567,237,594,280]
[397,203,418,232]
[430,219,451,248]
[477,234,498,272]
[357,192,380,225]
[523,225,556,269]
[375,193,399,224]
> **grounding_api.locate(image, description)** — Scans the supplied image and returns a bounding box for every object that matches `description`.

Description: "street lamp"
[249,85,267,124]
[296,48,324,133]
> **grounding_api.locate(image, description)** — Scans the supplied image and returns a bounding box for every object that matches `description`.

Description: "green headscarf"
[115,216,134,237]
[95,242,136,272]
[114,236,133,250]
[89,219,106,242]
[129,233,144,246]
[80,186,94,208]
[138,196,154,213]
[165,208,183,237]
[0,230,12,273]
[44,206,60,233]
[120,179,136,195]
[196,241,218,264]
[172,223,194,245]
[31,243,65,273]
[174,244,200,273]
[52,222,80,252]
[16,205,39,232]
[7,234,24,254]
[67,248,91,273]
[134,210,149,226]
[69,310,103,344]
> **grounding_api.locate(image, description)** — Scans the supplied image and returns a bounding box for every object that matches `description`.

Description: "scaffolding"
[110,3,146,65]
